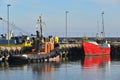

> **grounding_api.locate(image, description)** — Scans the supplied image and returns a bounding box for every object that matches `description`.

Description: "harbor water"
[0,55,120,80]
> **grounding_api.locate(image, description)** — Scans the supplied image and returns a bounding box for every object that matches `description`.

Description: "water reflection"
[1,55,120,80]
[31,62,60,80]
[0,61,61,80]
[80,55,111,80]
[0,61,9,70]
[81,55,110,68]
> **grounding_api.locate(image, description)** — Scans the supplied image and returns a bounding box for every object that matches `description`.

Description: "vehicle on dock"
[8,16,60,63]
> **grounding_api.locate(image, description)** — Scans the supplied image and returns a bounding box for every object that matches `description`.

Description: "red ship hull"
[82,41,111,56]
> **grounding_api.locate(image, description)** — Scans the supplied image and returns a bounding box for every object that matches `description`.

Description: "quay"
[0,43,82,61]
[59,43,83,60]
[0,37,120,62]
[110,42,120,58]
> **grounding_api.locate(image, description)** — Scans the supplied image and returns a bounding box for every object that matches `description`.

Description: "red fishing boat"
[82,11,110,56]
[82,41,110,55]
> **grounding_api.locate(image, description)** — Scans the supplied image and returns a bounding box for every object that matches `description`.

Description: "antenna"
[97,20,99,33]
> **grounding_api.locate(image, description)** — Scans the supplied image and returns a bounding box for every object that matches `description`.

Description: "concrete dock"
[0,41,120,61]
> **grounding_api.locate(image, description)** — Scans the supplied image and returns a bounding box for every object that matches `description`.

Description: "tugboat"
[8,16,60,63]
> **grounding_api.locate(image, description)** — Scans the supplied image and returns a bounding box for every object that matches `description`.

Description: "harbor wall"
[0,37,120,61]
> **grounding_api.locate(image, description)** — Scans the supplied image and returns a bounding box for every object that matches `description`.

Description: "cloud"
[91,0,120,5]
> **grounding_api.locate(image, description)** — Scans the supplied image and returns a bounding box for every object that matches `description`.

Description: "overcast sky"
[0,0,120,37]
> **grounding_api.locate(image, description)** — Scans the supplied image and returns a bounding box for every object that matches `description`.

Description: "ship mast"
[101,11,105,39]
[38,16,43,40]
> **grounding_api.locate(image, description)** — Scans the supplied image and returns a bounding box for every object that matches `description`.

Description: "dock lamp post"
[65,11,69,40]
[7,4,11,45]
[0,17,4,34]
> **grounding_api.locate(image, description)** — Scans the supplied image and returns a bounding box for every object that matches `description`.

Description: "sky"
[0,0,120,37]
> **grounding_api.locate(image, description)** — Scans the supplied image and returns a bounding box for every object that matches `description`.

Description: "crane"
[0,17,30,36]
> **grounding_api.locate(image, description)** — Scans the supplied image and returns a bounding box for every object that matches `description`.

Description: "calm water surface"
[0,55,120,80]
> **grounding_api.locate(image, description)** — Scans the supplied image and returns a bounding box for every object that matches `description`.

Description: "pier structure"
[0,43,83,62]
[59,43,83,60]
[0,41,120,62]
[110,42,120,59]
[59,42,120,60]
[0,46,32,61]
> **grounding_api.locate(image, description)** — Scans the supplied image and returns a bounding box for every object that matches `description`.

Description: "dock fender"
[0,50,2,55]
[1,51,4,56]
[3,49,8,57]
[15,49,19,54]
[9,49,14,55]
